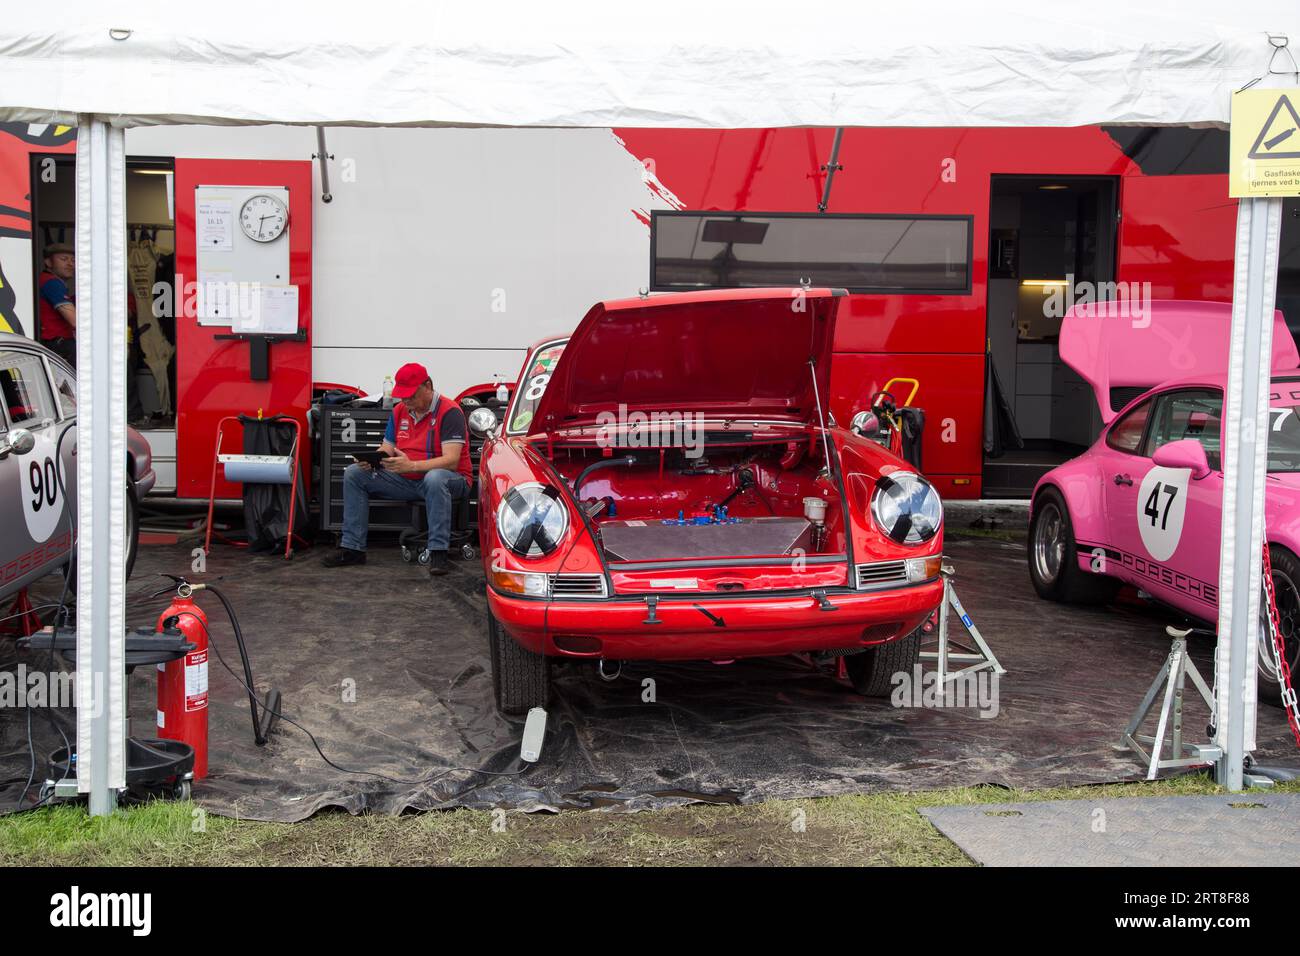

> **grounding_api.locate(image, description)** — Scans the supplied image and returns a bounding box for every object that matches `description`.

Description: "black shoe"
[322,547,366,568]
[428,551,451,576]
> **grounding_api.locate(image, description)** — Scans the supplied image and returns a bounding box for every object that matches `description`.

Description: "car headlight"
[489,565,549,597]
[468,406,498,436]
[496,483,569,558]
[871,471,942,545]
[904,555,943,582]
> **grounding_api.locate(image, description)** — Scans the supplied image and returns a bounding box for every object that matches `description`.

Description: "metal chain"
[1262,540,1300,747]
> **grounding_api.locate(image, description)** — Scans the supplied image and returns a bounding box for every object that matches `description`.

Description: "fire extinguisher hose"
[169,583,276,746]
[206,583,276,746]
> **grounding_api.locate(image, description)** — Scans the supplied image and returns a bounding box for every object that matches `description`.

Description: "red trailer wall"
[613,126,1238,497]
[173,159,313,499]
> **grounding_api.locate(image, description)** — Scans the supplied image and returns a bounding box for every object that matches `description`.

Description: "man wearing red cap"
[323,363,472,576]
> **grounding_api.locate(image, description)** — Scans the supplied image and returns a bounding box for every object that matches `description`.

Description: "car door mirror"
[0,427,35,460]
[1152,438,1211,479]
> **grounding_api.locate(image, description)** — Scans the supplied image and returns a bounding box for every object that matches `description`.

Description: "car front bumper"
[487,579,943,661]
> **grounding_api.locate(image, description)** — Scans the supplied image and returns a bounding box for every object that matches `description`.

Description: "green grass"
[2,774,1287,867]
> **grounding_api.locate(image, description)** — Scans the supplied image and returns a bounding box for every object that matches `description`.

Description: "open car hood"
[527,288,845,435]
[1061,299,1300,424]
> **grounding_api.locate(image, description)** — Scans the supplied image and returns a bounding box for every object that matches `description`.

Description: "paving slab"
[921,793,1300,866]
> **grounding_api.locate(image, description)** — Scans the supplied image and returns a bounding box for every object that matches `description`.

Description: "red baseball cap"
[391,362,430,399]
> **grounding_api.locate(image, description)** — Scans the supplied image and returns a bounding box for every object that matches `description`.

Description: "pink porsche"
[1028,300,1300,700]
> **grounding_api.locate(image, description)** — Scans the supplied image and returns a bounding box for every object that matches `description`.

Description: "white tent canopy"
[0,2,1296,812]
[0,1,1296,129]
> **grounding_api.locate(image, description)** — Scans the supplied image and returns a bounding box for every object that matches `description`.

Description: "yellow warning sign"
[1230,88,1300,198]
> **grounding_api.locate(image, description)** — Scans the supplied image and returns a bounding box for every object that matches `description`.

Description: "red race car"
[478,288,944,713]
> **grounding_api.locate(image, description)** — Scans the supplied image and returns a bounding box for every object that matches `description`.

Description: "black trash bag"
[240,414,309,554]
[897,406,925,470]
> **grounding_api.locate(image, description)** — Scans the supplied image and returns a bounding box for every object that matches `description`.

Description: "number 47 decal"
[1144,481,1179,530]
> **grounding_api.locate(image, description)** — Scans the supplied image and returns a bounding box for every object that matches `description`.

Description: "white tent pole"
[1215,70,1287,791]
[74,116,128,815]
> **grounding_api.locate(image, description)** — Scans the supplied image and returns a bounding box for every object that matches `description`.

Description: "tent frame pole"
[75,116,128,816]
[1215,179,1283,791]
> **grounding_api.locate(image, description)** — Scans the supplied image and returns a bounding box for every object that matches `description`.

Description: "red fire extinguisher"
[157,582,210,779]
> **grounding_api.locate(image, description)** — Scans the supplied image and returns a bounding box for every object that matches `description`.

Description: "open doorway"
[31,153,178,490]
[983,175,1119,497]
[1279,198,1300,341]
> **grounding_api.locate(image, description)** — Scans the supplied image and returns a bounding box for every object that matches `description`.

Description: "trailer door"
[173,159,313,499]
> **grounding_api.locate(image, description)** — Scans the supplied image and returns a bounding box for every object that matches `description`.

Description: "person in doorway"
[322,363,472,577]
[38,243,77,366]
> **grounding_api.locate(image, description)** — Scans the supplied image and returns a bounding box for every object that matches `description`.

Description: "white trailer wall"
[126,125,678,394]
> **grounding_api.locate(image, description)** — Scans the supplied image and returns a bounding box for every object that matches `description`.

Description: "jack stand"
[1119,626,1223,780]
[920,561,1006,698]
[1,588,42,638]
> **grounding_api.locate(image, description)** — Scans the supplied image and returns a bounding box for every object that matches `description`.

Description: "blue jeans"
[341,463,468,552]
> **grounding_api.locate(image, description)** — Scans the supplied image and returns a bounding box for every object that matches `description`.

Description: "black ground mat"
[2,533,1295,821]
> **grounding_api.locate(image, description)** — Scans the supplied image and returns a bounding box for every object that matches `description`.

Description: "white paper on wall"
[233,284,299,335]
[197,198,233,252]
[196,269,234,325]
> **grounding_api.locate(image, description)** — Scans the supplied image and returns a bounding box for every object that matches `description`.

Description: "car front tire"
[1028,487,1119,606]
[488,612,550,715]
[125,480,139,581]
[1259,544,1300,708]
[62,480,140,591]
[845,623,923,696]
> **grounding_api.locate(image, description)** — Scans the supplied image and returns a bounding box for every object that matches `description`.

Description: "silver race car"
[0,331,155,604]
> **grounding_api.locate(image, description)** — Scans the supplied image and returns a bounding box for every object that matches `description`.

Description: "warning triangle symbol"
[1247,93,1300,160]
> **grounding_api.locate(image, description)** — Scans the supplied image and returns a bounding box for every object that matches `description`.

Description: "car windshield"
[507,341,566,434]
[1269,378,1300,474]
[0,350,56,428]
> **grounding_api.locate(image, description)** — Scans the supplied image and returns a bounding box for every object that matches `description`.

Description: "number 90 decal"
[20,431,64,544]
[29,458,58,510]
[1136,465,1190,562]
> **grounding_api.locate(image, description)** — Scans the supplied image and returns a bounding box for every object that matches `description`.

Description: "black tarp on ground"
[2,533,1295,821]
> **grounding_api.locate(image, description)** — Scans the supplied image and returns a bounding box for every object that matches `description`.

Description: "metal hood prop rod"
[817,128,844,213]
[314,127,333,204]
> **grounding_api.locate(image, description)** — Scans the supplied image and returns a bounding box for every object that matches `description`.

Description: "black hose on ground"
[206,583,271,746]
[172,583,270,746]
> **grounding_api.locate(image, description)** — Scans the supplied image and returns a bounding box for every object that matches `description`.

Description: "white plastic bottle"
[382,374,395,409]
